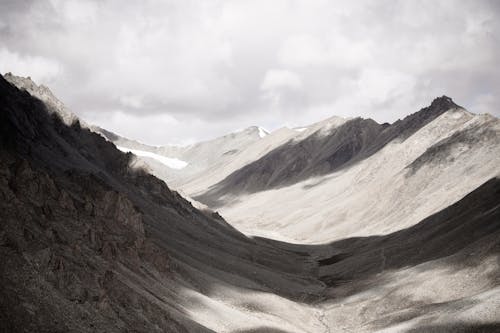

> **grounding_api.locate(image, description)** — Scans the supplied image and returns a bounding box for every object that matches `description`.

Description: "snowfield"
[116,146,188,169]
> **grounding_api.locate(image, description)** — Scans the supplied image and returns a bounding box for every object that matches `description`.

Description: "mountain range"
[1,73,499,332]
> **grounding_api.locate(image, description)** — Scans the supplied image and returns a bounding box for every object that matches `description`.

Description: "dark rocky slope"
[0,74,321,332]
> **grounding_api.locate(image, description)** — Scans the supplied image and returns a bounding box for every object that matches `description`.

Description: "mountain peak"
[3,72,81,127]
[398,95,463,124]
[4,72,39,91]
[429,95,461,112]
[234,126,268,138]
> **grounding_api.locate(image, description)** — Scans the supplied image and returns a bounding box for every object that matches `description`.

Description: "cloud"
[0,48,62,82]
[278,33,373,68]
[357,69,416,104]
[0,0,499,144]
[260,69,305,112]
[261,69,302,90]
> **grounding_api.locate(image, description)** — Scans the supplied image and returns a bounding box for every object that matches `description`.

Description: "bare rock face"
[97,191,145,238]
[0,151,184,332]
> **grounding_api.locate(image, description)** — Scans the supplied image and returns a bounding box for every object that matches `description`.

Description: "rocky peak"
[3,72,82,127]
[391,95,464,139]
[428,95,461,113]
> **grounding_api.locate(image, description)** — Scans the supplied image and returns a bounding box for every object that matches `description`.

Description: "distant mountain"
[94,93,500,248]
[200,104,500,244]
[1,73,499,332]
[196,96,463,204]
[93,124,268,187]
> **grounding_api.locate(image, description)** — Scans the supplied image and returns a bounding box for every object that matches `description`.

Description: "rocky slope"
[0,74,324,332]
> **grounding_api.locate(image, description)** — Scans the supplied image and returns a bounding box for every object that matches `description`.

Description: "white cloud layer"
[0,0,499,144]
[261,69,302,91]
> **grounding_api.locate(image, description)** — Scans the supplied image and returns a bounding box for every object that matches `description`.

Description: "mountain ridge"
[1,72,499,332]
[194,95,467,206]
[0,72,327,332]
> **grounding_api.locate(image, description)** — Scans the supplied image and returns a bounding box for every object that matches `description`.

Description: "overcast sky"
[1,0,499,145]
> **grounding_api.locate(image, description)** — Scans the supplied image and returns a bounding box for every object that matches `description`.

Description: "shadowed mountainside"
[0,74,323,332]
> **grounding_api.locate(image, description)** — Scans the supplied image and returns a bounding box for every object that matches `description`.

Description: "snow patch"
[117,146,188,169]
[294,127,308,132]
[258,127,269,138]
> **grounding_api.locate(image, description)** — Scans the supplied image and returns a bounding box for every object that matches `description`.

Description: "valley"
[1,73,499,332]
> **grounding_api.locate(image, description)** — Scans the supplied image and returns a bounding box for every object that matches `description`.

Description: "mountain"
[195,96,462,204]
[1,73,499,332]
[93,124,268,188]
[101,116,356,197]
[0,74,324,332]
[206,106,500,244]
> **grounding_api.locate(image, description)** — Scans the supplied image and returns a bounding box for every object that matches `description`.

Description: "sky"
[1,0,499,145]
